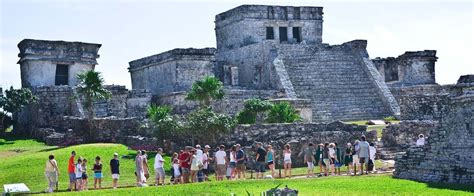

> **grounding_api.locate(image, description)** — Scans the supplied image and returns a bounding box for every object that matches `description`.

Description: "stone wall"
[381,120,438,150]
[394,85,474,184]
[154,87,284,116]
[218,121,374,167]
[215,5,323,52]
[128,48,215,96]
[373,50,437,87]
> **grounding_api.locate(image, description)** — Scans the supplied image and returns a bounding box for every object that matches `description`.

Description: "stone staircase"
[278,45,392,122]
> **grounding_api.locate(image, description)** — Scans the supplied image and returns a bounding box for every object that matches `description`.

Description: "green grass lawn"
[46,174,474,196]
[344,120,401,139]
[1,136,473,195]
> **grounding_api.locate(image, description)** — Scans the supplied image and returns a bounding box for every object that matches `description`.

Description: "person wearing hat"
[202,145,211,181]
[110,153,120,189]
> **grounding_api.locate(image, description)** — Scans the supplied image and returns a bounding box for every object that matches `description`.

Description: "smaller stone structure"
[394,78,474,184]
[373,50,437,87]
[17,39,101,88]
[128,48,216,96]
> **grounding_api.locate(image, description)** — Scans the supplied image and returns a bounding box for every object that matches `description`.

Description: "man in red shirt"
[179,147,191,183]
[68,151,76,191]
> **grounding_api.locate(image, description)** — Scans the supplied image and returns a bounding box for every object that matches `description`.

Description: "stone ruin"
[394,78,473,184]
[8,4,474,183]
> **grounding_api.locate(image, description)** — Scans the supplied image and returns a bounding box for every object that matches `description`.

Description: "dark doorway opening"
[292,27,302,43]
[55,64,69,85]
[266,27,274,40]
[279,27,288,42]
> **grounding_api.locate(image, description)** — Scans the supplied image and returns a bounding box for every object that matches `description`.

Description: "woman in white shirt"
[416,134,425,146]
[328,143,336,176]
[45,154,59,193]
[229,145,237,179]
[283,144,292,178]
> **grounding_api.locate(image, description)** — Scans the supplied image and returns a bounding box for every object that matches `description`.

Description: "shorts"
[255,161,266,173]
[82,173,88,179]
[237,163,246,171]
[229,162,237,168]
[94,172,103,179]
[330,158,336,165]
[344,155,353,166]
[307,162,314,169]
[323,159,330,167]
[181,168,190,174]
[76,177,82,180]
[155,168,165,179]
[68,173,76,183]
[359,157,369,164]
[352,155,360,165]
[284,159,292,164]
[202,168,209,175]
[268,161,274,165]
[112,174,120,179]
[216,164,226,176]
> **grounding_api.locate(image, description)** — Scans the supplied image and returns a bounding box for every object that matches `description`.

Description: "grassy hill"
[1,136,473,195]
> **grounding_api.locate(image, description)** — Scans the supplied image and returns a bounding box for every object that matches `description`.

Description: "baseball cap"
[204,145,211,149]
[113,153,118,156]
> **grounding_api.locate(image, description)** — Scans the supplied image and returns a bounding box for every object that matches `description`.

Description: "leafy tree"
[76,70,111,119]
[265,102,301,123]
[185,76,225,107]
[0,87,37,131]
[186,107,235,144]
[146,104,181,139]
[236,98,272,124]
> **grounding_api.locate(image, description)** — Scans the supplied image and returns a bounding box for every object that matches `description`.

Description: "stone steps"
[280,46,391,122]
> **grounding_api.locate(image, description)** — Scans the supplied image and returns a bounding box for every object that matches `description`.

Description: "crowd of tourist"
[43,134,404,193]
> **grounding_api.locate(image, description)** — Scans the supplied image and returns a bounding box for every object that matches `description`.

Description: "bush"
[236,98,272,124]
[185,107,235,143]
[146,104,181,139]
[383,116,398,122]
[265,102,301,123]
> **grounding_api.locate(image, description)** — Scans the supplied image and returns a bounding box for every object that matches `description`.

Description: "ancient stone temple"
[129,5,404,122]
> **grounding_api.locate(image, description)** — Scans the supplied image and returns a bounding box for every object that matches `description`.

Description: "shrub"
[236,98,272,124]
[265,102,301,123]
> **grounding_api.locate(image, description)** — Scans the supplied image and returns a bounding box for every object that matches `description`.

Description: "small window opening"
[292,27,302,43]
[55,64,69,85]
[279,27,288,42]
[266,27,274,40]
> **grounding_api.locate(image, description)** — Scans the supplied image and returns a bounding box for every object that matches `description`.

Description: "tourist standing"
[67,151,76,191]
[322,143,330,176]
[142,150,150,184]
[358,136,370,175]
[235,144,246,179]
[171,153,181,184]
[369,143,377,172]
[328,143,336,176]
[416,134,425,146]
[93,156,103,189]
[283,144,292,178]
[179,147,192,183]
[75,158,84,191]
[45,154,59,193]
[195,145,205,182]
[110,153,120,189]
[344,143,353,175]
[229,145,237,179]
[352,140,360,175]
[154,148,165,186]
[255,142,267,179]
[304,143,315,178]
[335,143,343,175]
[135,151,145,186]
[214,145,227,181]
[315,143,324,177]
[81,158,88,190]
[190,148,201,182]
[267,145,275,178]
[203,145,211,181]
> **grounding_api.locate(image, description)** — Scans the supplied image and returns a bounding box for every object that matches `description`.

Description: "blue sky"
[1,0,473,88]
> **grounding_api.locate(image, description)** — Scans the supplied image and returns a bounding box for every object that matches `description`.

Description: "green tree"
[76,70,111,119]
[185,76,225,107]
[146,104,181,140]
[265,102,301,123]
[0,87,38,131]
[236,98,272,124]
[186,107,235,144]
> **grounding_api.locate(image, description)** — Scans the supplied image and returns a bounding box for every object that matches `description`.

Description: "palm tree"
[185,76,225,107]
[76,70,111,119]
